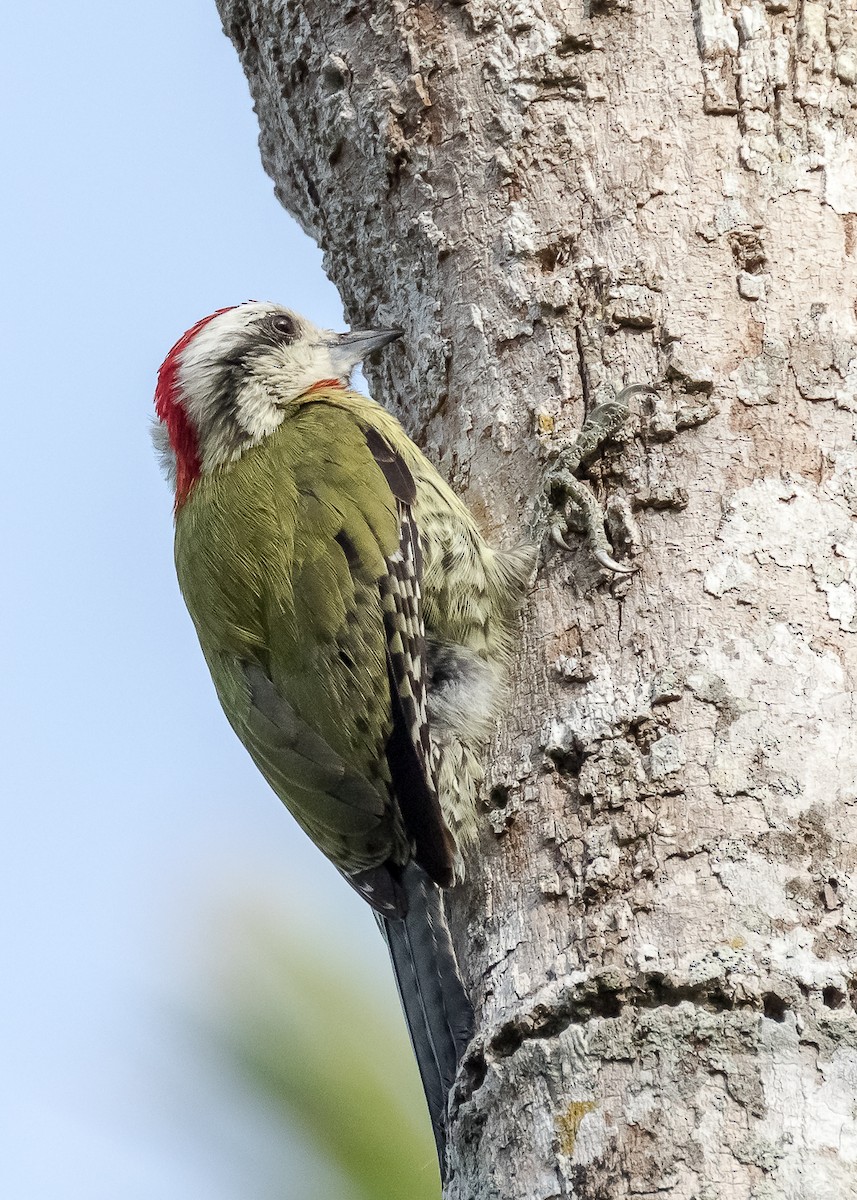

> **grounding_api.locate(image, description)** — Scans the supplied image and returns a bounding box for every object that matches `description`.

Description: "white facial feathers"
[157,301,401,481]
[175,303,325,474]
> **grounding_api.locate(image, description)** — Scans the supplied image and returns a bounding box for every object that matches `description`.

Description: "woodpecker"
[153,302,533,1169]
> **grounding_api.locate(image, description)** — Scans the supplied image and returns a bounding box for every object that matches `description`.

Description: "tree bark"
[215,1,857,1195]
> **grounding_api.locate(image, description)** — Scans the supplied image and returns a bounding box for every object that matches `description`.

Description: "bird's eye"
[270,314,296,339]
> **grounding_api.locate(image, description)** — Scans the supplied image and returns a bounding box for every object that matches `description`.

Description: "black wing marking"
[364,425,416,504]
[366,430,456,888]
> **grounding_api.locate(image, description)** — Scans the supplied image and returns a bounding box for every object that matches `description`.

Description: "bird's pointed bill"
[328,327,404,378]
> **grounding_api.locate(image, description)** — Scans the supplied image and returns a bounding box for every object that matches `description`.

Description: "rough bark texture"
[215,1,857,1196]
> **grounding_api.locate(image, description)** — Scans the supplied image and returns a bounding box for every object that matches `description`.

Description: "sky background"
[2,3,409,1195]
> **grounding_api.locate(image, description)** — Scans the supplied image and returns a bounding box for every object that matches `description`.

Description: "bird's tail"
[376,861,474,1174]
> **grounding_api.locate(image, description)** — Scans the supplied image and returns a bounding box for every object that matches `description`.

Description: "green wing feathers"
[175,403,410,873]
[174,399,454,883]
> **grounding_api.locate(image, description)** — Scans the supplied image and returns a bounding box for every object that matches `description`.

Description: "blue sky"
[2,4,401,1195]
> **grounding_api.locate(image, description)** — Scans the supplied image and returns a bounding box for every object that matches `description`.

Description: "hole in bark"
[321,61,346,92]
[588,988,622,1018]
[639,974,733,1013]
[490,1023,524,1057]
[763,993,788,1022]
[387,150,409,189]
[547,744,584,777]
[487,784,510,810]
[644,973,675,1006]
[822,985,846,1010]
[463,1050,487,1092]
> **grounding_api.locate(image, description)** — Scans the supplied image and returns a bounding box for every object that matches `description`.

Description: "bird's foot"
[545,383,657,575]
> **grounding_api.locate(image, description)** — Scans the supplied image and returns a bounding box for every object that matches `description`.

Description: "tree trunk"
[215,1,857,1195]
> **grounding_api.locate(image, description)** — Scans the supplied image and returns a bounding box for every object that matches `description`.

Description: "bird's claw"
[549,491,637,575]
[544,380,655,576]
[593,547,639,576]
[550,517,573,553]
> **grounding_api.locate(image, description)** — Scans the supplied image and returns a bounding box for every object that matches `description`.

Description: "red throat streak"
[304,378,344,395]
[154,307,235,509]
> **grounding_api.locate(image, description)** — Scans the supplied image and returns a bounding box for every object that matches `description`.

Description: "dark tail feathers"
[377,861,474,1175]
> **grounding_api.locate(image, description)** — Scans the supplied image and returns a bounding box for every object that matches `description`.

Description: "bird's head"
[153,301,402,506]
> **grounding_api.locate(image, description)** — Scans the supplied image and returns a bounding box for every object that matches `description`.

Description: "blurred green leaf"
[207,906,441,1200]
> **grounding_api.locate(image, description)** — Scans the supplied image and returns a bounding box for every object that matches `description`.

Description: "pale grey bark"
[215,1,857,1196]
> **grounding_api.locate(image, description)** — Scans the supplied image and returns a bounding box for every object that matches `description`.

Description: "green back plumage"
[175,398,409,872]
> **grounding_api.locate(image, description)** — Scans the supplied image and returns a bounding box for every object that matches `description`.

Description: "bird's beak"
[328,327,404,377]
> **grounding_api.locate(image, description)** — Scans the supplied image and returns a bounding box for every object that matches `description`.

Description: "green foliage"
[210,908,441,1200]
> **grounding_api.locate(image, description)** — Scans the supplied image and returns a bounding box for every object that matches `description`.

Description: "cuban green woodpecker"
[153,302,533,1168]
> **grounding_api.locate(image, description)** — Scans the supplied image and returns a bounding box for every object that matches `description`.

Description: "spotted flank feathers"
[366,431,456,888]
[338,452,456,907]
[383,507,431,777]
